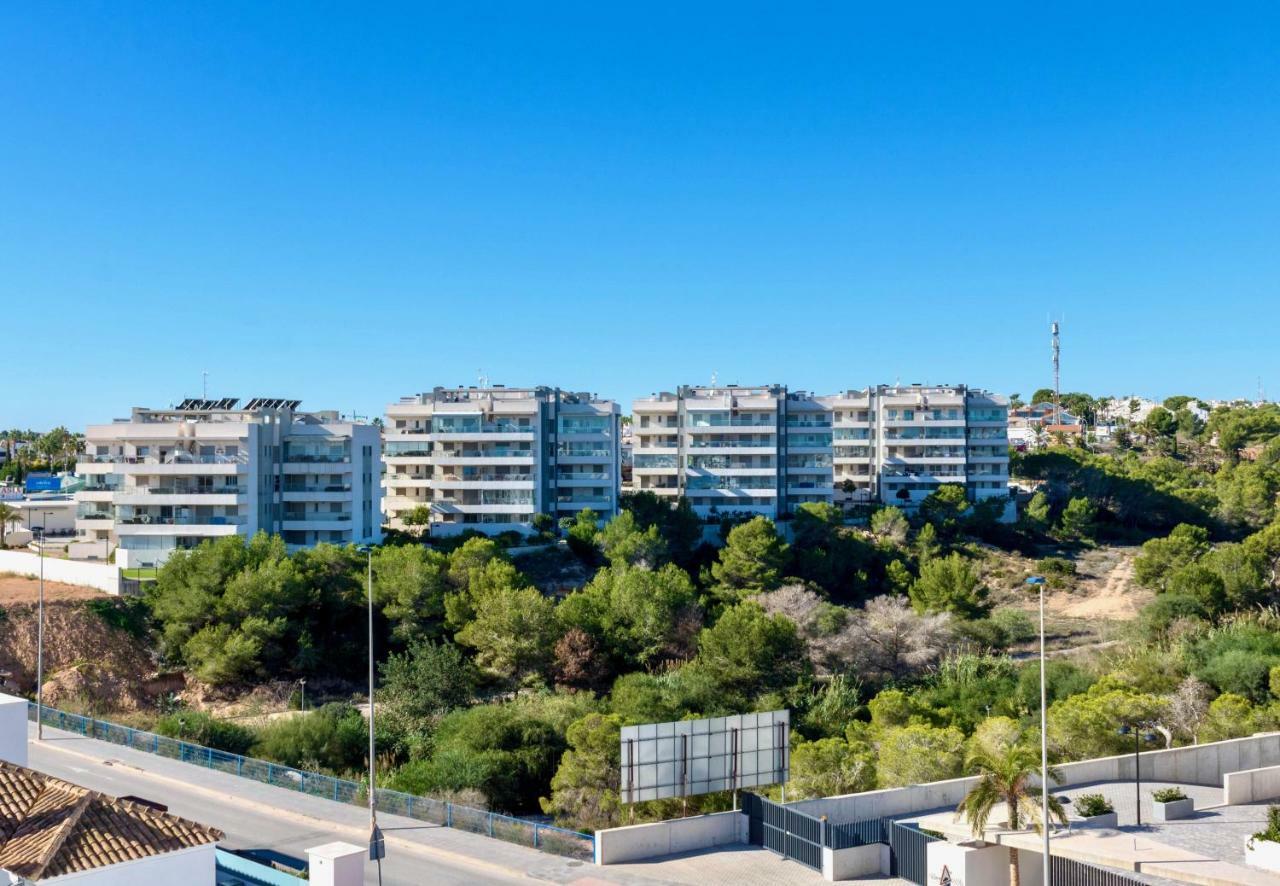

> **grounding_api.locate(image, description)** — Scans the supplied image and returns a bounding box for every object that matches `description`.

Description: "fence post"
[534,823,540,849]
[207,747,213,768]
[488,812,494,837]
[268,763,274,785]
[237,757,243,778]
[154,734,159,753]
[446,803,452,828]
[333,779,339,802]
[408,796,414,818]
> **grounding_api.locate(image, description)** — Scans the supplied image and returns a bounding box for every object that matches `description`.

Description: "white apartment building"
[837,384,1010,510]
[634,383,1011,522]
[74,398,382,567]
[631,385,835,522]
[383,387,620,536]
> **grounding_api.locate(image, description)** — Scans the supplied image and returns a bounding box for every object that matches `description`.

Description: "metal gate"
[741,792,824,872]
[1052,855,1145,885]
[887,821,941,885]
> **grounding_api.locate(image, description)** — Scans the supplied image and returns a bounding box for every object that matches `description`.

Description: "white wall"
[0,693,27,768]
[595,811,747,864]
[0,550,119,594]
[43,844,215,885]
[822,843,887,880]
[928,840,1009,886]
[790,731,1280,822]
[1225,764,1280,805]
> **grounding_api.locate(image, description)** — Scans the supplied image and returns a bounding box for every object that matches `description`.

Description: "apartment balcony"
[557,450,614,464]
[555,495,613,510]
[282,514,353,530]
[282,484,353,502]
[685,423,776,435]
[633,425,679,435]
[76,488,118,502]
[686,487,778,499]
[80,458,248,476]
[432,449,535,466]
[112,487,247,506]
[685,443,775,455]
[431,431,536,443]
[686,466,777,477]
[434,475,536,490]
[431,500,535,515]
[883,454,967,466]
[557,472,612,486]
[115,517,246,536]
[787,483,835,496]
[785,421,833,431]
[386,476,433,487]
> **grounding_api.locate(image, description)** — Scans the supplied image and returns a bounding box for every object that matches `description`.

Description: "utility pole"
[1051,321,1061,427]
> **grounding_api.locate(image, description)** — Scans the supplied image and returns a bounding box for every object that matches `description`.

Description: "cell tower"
[1051,321,1061,425]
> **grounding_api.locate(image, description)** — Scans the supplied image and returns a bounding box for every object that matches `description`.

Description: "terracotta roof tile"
[0,760,222,881]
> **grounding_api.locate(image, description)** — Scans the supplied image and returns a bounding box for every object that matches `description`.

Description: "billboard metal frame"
[620,710,789,803]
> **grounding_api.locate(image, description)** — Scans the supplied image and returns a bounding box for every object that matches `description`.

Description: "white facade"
[31,844,217,885]
[74,401,382,566]
[383,387,621,536]
[633,384,1010,521]
[631,385,833,522]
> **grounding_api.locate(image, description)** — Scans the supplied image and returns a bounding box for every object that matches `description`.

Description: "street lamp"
[355,544,385,879]
[298,678,307,713]
[34,509,54,741]
[1025,575,1051,884]
[1118,723,1159,826]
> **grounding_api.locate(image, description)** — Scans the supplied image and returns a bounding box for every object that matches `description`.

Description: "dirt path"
[0,574,106,604]
[1056,549,1144,618]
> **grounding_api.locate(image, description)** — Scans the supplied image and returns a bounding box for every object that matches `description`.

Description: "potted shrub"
[1245,805,1280,872]
[1072,793,1118,829]
[1151,787,1194,822]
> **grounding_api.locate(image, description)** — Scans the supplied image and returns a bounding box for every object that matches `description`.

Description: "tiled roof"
[0,760,222,880]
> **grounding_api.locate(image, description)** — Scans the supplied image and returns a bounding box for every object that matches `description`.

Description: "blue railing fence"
[28,704,593,861]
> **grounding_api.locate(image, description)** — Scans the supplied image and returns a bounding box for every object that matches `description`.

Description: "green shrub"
[1074,793,1114,817]
[1253,805,1280,844]
[154,711,255,756]
[251,703,368,774]
[990,609,1036,645]
[1152,787,1187,803]
[1037,557,1077,576]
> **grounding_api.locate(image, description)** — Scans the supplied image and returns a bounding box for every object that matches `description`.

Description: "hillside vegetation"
[16,398,1280,833]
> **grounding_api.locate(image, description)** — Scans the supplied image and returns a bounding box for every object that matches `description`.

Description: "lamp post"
[356,545,384,880]
[35,509,54,741]
[1025,575,1050,884]
[1118,723,1158,826]
[298,678,307,713]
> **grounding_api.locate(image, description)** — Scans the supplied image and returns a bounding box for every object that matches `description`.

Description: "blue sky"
[4,3,1279,429]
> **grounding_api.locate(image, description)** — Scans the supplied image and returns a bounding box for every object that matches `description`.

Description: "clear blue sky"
[4,3,1279,430]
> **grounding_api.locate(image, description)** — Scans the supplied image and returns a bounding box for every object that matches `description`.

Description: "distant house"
[0,760,223,884]
[1009,402,1081,429]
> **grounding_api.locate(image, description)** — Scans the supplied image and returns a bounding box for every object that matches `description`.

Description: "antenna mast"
[202,370,208,400]
[1051,321,1061,425]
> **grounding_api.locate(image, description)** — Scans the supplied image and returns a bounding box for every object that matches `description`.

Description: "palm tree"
[956,742,1067,886]
[0,503,18,548]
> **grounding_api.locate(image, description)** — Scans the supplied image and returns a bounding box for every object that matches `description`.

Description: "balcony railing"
[119,486,247,496]
[284,513,352,522]
[118,515,248,526]
[437,448,533,458]
[85,453,248,465]
[284,484,353,493]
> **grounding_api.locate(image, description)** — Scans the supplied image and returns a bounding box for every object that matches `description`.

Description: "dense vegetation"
[114,399,1280,832]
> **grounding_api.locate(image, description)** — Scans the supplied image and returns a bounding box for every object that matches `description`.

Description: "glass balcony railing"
[688,417,775,428]
[284,512,352,522]
[557,446,612,457]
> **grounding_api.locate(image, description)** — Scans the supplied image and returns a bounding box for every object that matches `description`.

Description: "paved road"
[26,723,542,885]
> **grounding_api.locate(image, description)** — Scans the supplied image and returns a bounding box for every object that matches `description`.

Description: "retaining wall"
[1225,764,1280,805]
[791,731,1280,822]
[0,549,119,594]
[595,810,747,865]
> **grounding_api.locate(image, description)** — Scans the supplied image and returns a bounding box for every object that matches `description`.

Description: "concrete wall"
[822,842,888,881]
[43,844,215,885]
[595,811,748,865]
[0,693,27,767]
[927,840,1009,886]
[0,550,119,594]
[790,731,1280,821]
[1225,764,1280,805]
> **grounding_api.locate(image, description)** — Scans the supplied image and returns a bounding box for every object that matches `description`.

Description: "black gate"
[887,821,941,885]
[741,792,824,872]
[1052,855,1145,885]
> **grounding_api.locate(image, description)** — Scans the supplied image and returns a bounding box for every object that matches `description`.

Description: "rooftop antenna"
[1051,319,1061,425]
[710,370,719,388]
[202,370,208,400]
[477,369,489,389]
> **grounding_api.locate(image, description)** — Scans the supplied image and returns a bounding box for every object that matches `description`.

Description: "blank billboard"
[619,709,789,803]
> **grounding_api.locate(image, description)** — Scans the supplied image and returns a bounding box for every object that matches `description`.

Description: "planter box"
[1075,812,1119,829]
[1245,834,1280,872]
[1152,798,1194,822]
